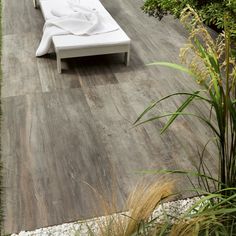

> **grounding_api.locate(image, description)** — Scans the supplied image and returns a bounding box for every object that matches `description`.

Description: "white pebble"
[11,197,202,236]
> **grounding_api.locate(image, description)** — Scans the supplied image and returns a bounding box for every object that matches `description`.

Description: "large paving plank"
[2,33,42,98]
[2,0,43,36]
[2,90,117,233]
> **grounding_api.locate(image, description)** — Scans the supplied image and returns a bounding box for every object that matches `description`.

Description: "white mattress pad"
[39,0,130,50]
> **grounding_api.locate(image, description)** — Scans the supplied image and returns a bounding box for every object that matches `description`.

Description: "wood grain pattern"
[2,0,218,234]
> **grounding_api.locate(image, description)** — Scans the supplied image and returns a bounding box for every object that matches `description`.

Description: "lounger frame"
[36,0,131,73]
[54,42,130,73]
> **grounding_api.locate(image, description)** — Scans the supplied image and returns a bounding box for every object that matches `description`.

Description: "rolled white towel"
[51,6,74,17]
[36,26,68,57]
[67,0,80,10]
[36,7,99,57]
[45,10,99,35]
[51,1,97,18]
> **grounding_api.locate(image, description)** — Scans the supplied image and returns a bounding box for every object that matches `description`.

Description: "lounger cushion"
[40,0,106,20]
[53,30,130,51]
[39,0,130,51]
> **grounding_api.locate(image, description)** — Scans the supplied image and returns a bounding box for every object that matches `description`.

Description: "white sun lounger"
[35,0,131,73]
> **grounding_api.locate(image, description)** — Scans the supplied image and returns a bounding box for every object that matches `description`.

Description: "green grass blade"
[194,39,221,100]
[135,112,220,137]
[133,91,211,125]
[147,61,194,76]
[160,91,200,134]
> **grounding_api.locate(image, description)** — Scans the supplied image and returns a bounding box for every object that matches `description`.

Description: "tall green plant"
[134,6,236,235]
[135,6,236,193]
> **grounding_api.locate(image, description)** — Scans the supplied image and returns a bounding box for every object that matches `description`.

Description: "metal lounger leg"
[33,0,37,8]
[57,56,62,74]
[124,50,130,66]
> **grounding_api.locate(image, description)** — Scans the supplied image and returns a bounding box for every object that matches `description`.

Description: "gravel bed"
[11,196,201,236]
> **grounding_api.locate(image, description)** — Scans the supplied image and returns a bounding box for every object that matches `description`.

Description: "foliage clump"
[142,0,236,37]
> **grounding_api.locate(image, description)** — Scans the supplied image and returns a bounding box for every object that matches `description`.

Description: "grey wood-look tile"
[2,33,42,98]
[2,90,117,233]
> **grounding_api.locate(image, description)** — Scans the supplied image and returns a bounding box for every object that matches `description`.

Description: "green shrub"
[142,0,196,19]
[142,0,236,35]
